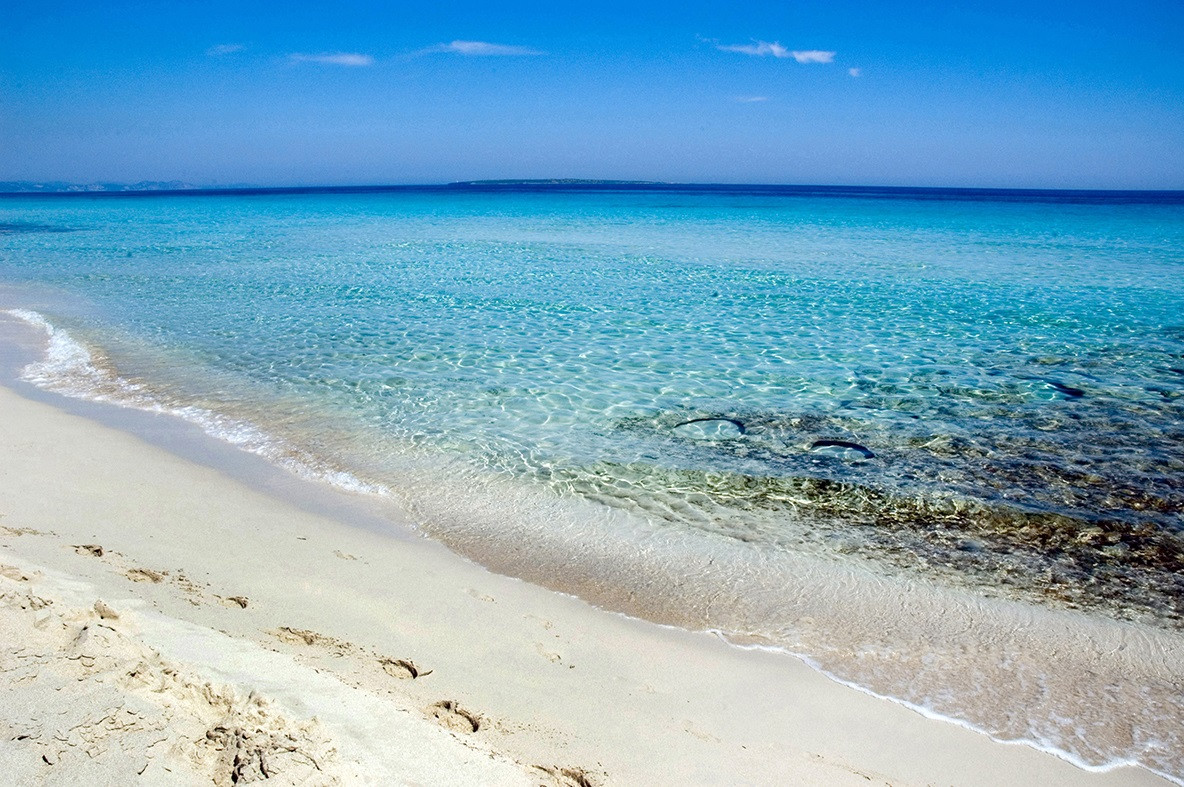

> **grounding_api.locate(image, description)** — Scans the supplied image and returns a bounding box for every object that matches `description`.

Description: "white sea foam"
[5,309,390,499]
[708,631,1181,786]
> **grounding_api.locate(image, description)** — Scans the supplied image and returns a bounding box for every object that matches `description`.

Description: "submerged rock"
[672,417,745,440]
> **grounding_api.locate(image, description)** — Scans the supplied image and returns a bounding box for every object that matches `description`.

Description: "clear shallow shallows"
[2,186,1183,779]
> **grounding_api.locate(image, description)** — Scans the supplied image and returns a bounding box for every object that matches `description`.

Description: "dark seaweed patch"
[549,461,1184,627]
[610,403,1183,546]
[1046,380,1085,398]
[672,417,746,435]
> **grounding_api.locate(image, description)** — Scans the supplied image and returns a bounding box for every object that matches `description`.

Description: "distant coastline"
[0,180,204,194]
[2,180,1183,204]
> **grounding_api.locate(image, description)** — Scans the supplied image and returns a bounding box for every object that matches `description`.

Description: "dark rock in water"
[1046,380,1085,398]
[672,417,745,440]
[810,439,875,459]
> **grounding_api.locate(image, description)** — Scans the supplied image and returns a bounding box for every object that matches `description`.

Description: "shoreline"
[0,344,1175,783]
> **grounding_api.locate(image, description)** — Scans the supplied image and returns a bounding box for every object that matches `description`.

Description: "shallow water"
[1,185,1183,779]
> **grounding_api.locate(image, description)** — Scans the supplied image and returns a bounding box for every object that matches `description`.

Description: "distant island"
[449,179,666,186]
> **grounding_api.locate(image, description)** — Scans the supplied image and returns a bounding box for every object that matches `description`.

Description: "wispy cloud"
[206,43,245,56]
[717,41,835,64]
[848,67,862,78]
[791,50,836,64]
[289,52,375,67]
[718,40,789,58]
[736,96,768,103]
[422,40,544,56]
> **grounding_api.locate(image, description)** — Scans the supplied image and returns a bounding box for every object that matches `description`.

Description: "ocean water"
[2,185,1183,779]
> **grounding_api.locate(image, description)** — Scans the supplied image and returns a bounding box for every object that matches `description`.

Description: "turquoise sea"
[2,185,1183,779]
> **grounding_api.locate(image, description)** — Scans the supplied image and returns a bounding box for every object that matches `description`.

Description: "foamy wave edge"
[707,630,1183,786]
[5,309,391,499]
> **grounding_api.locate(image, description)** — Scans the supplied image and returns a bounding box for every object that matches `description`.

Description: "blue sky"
[2,0,1182,188]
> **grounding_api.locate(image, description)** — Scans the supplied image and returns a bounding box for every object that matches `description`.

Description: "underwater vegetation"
[552,399,1184,626]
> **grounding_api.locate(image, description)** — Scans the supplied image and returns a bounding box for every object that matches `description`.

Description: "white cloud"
[424,40,544,56]
[289,52,375,67]
[848,67,862,77]
[717,41,835,64]
[736,96,769,103]
[718,41,789,58]
[206,43,245,56]
[791,50,835,64]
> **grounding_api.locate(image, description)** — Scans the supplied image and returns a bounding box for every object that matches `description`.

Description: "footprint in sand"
[0,564,37,582]
[528,616,557,633]
[93,600,119,620]
[125,567,167,583]
[531,765,599,787]
[534,642,563,664]
[3,525,47,537]
[219,595,249,609]
[274,626,333,647]
[73,544,104,557]
[379,657,430,680]
[271,626,355,658]
[425,700,480,733]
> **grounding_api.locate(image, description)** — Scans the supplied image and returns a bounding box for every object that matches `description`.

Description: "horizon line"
[2,180,1183,199]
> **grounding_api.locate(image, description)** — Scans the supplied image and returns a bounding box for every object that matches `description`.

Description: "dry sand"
[0,383,1171,785]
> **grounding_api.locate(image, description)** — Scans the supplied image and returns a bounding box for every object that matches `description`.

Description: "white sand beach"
[0,382,1172,785]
